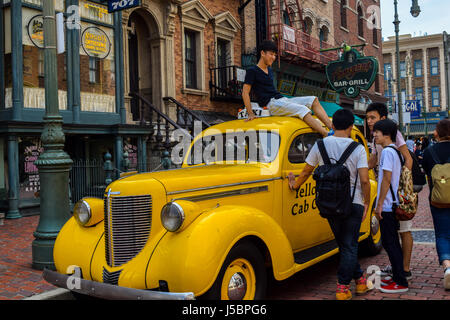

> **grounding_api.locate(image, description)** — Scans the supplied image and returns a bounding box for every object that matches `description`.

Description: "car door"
[282,129,334,252]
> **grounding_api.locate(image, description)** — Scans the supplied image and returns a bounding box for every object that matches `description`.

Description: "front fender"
[146,205,294,296]
[53,217,104,279]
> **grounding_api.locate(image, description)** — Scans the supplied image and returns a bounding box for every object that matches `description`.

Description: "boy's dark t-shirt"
[244,66,283,107]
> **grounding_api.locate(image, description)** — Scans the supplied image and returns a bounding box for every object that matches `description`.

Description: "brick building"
[0,0,244,218]
[333,0,385,116]
[240,0,385,123]
[382,33,449,136]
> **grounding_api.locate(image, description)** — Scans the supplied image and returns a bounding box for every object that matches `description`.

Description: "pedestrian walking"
[422,119,450,290]
[365,102,414,280]
[373,119,409,293]
[242,40,333,136]
[287,109,371,300]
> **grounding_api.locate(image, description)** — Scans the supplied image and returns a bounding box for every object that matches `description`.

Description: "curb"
[23,288,75,300]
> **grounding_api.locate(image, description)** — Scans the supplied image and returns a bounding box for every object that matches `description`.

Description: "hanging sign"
[405,100,421,119]
[325,48,378,98]
[81,26,111,59]
[27,14,44,49]
[107,0,141,13]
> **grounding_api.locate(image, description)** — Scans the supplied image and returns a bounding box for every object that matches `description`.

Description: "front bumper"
[43,268,195,300]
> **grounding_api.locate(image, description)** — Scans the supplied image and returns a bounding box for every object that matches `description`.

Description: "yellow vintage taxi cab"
[44,114,381,300]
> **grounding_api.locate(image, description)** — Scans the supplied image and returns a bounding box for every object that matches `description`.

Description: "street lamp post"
[393,0,421,133]
[32,0,73,270]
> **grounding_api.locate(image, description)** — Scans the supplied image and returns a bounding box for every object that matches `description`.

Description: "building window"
[357,6,364,38]
[431,86,440,107]
[384,63,392,79]
[340,0,347,28]
[415,87,423,109]
[400,61,406,78]
[303,17,313,35]
[185,30,198,89]
[319,26,329,47]
[89,57,99,83]
[372,18,378,45]
[414,60,422,77]
[430,58,439,75]
[38,50,44,77]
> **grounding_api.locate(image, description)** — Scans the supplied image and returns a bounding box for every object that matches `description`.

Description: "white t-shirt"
[375,144,402,212]
[306,136,368,206]
[372,130,406,163]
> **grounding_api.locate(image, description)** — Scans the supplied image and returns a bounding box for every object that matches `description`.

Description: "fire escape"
[267,0,337,67]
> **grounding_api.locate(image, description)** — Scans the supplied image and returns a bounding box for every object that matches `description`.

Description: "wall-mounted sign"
[107,0,141,13]
[325,48,378,98]
[27,14,44,49]
[81,26,111,59]
[405,100,421,119]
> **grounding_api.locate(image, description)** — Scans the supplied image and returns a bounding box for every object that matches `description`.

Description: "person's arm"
[288,164,315,190]
[359,167,371,221]
[242,83,256,121]
[368,153,377,169]
[398,144,413,170]
[375,169,392,220]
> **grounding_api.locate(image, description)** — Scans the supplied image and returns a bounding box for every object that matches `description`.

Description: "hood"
[118,164,277,195]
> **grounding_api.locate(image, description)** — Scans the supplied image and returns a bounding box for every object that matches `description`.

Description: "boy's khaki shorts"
[398,220,413,233]
[267,96,317,120]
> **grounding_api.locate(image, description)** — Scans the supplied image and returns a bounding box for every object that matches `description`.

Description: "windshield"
[184,130,280,166]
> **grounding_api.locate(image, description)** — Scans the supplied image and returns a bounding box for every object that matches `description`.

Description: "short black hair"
[332,108,354,130]
[373,119,397,142]
[258,40,278,55]
[366,102,388,118]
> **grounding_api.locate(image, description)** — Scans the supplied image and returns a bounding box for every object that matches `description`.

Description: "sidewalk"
[0,185,448,300]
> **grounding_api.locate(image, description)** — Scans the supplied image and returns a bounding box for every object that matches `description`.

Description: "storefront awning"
[319,101,365,126]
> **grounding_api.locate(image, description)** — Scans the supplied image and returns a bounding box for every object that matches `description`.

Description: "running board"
[294,232,366,265]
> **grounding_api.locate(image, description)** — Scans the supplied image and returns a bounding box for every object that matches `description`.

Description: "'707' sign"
[107,0,141,13]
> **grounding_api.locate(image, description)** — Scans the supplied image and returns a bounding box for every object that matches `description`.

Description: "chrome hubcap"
[227,272,247,300]
[371,215,379,235]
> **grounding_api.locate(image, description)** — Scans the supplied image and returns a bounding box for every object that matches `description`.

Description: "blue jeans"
[430,205,450,265]
[327,204,364,285]
[380,211,408,287]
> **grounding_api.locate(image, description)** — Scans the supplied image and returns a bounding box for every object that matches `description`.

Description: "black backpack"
[408,150,426,192]
[313,140,360,219]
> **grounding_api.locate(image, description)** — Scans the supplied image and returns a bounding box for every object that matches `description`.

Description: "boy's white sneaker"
[445,268,450,290]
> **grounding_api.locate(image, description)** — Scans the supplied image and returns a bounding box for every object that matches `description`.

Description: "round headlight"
[161,202,185,232]
[73,199,92,226]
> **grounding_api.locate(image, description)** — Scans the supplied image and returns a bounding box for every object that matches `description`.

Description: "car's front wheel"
[201,241,267,300]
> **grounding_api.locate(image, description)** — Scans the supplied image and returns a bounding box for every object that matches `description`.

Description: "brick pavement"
[0,185,448,300]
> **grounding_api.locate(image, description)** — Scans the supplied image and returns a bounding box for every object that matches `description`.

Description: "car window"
[186,131,280,165]
[288,132,322,163]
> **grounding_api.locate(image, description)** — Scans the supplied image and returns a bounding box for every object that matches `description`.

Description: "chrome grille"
[102,268,122,285]
[105,193,152,267]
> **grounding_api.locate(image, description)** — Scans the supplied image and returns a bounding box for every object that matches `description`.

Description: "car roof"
[201,116,316,137]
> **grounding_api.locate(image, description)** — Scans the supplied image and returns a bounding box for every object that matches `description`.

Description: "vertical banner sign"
[107,0,141,13]
[325,48,378,98]
[405,100,421,119]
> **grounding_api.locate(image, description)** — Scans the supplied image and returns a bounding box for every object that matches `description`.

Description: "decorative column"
[32,0,73,270]
[6,135,20,219]
[114,11,126,123]
[115,135,123,179]
[11,0,23,120]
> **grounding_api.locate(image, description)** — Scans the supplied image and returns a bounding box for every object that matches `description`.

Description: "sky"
[380,0,450,39]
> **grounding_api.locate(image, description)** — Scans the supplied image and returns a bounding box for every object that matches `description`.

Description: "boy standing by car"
[373,119,409,293]
[242,40,333,137]
[288,109,371,300]
[365,102,414,280]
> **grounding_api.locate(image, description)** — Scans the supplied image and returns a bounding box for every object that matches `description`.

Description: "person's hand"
[375,205,383,221]
[362,203,369,222]
[245,112,256,122]
[287,172,297,191]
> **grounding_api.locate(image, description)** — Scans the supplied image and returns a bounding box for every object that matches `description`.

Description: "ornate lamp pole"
[32,0,73,270]
[394,0,421,133]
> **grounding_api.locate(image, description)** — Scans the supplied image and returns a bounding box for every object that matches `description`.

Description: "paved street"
[0,185,448,300]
